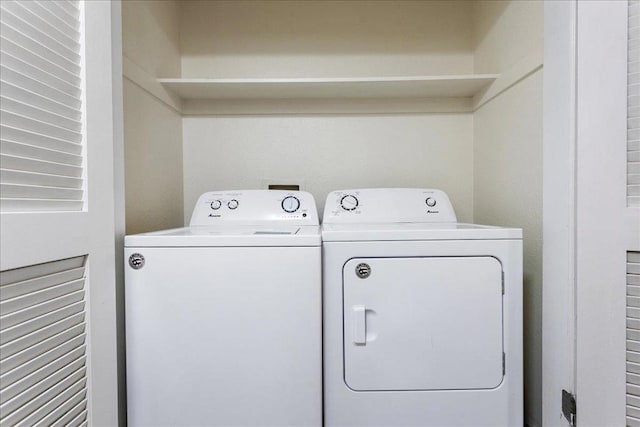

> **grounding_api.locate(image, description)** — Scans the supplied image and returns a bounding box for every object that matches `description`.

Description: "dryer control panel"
[190,190,319,226]
[323,188,456,224]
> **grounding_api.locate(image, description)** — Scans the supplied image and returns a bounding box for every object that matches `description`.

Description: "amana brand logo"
[129,253,145,270]
[356,263,371,279]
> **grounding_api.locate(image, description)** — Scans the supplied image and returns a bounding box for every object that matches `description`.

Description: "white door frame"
[542,1,578,425]
[543,1,640,425]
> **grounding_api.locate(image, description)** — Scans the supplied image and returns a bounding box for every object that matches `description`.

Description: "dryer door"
[343,256,503,391]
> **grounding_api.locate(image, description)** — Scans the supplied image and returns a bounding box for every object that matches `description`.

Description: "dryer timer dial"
[340,195,359,211]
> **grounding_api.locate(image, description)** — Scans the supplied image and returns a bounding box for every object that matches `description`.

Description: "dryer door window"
[343,256,503,391]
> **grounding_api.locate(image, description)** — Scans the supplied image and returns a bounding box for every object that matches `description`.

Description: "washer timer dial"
[227,199,239,210]
[210,200,222,210]
[340,194,359,211]
[281,196,300,213]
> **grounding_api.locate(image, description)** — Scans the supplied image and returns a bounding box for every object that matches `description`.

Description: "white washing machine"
[322,188,523,426]
[125,190,322,426]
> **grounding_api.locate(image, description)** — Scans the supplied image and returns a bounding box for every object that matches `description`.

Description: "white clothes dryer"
[322,188,523,426]
[125,190,322,426]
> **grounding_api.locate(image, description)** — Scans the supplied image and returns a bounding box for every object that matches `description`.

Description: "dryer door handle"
[352,305,366,345]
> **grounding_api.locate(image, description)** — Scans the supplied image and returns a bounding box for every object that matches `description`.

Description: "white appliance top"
[322,189,521,242]
[323,188,457,224]
[126,190,320,247]
[190,189,319,226]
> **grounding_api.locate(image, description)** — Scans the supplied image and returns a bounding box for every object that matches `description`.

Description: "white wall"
[473,0,543,74]
[472,2,543,426]
[122,0,184,234]
[180,0,474,78]
[179,0,476,221]
[183,115,473,221]
[122,0,181,78]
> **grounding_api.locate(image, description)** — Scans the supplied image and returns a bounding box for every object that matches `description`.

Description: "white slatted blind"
[630,0,640,207]
[0,256,88,426]
[628,252,640,426]
[0,0,84,212]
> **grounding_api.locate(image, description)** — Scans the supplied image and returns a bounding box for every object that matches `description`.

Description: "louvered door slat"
[67,407,89,427]
[1,198,84,212]
[1,108,82,142]
[0,38,82,87]
[627,251,640,420]
[631,0,640,206]
[0,290,84,331]
[50,1,80,18]
[36,1,80,31]
[1,169,82,190]
[11,377,86,426]
[0,278,84,315]
[49,397,87,427]
[0,341,85,394]
[0,183,83,200]
[1,358,84,410]
[40,391,86,426]
[22,1,80,35]
[1,267,84,300]
[0,343,85,403]
[629,415,640,427]
[0,154,82,178]
[1,94,82,132]
[629,372,640,385]
[0,19,80,74]
[1,52,81,98]
[1,140,82,167]
[1,3,81,62]
[0,300,84,345]
[1,315,84,360]
[1,367,85,426]
[0,124,82,155]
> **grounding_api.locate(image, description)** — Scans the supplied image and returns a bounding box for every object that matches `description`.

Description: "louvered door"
[573,1,640,425]
[0,1,121,425]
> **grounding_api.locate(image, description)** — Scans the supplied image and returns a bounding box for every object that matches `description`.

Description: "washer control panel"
[323,188,457,224]
[190,190,319,226]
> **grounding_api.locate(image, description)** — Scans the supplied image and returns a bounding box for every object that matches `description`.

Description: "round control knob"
[210,200,222,210]
[425,197,437,207]
[227,199,239,210]
[281,196,300,213]
[340,194,359,211]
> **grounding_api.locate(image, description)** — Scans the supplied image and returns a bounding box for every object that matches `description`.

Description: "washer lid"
[125,225,321,247]
[321,222,522,241]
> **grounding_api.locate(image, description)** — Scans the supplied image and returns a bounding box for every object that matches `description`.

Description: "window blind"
[0,256,88,426]
[630,0,640,207]
[0,0,84,212]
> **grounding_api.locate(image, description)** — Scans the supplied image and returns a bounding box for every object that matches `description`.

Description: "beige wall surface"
[122,0,181,78]
[472,3,543,425]
[473,0,543,74]
[179,0,474,78]
[474,70,543,427]
[123,81,184,234]
[182,114,473,222]
[122,0,184,233]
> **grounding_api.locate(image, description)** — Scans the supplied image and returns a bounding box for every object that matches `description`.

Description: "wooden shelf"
[158,75,498,100]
